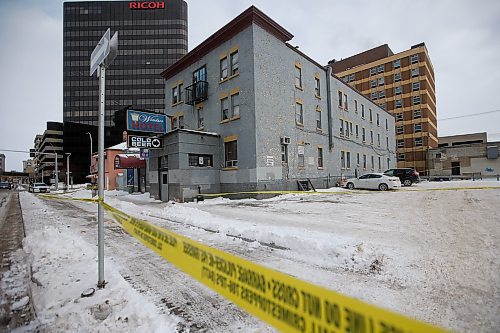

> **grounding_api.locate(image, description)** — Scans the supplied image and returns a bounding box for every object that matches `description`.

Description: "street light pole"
[54,151,58,191]
[66,153,71,190]
[86,132,92,173]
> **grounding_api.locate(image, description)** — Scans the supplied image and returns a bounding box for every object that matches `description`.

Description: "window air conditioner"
[280,137,291,145]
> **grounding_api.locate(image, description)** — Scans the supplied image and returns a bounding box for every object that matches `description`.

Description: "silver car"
[29,183,51,193]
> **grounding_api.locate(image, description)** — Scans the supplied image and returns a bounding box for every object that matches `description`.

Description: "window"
[357,153,360,165]
[316,106,322,129]
[171,83,183,104]
[394,73,401,82]
[349,74,355,82]
[386,137,389,148]
[396,126,404,134]
[342,76,348,83]
[395,99,403,108]
[371,92,378,100]
[341,151,345,169]
[376,113,380,126]
[338,91,343,107]
[230,51,239,75]
[295,102,303,125]
[410,54,419,64]
[298,145,305,168]
[188,154,213,167]
[221,97,229,120]
[344,94,348,110]
[413,95,421,105]
[415,137,423,147]
[371,156,375,170]
[224,139,238,168]
[378,157,381,170]
[171,115,184,130]
[377,65,384,73]
[354,100,358,113]
[414,123,422,133]
[397,139,405,148]
[369,109,373,122]
[393,59,401,69]
[411,68,419,77]
[387,158,390,169]
[378,90,385,98]
[361,104,365,118]
[362,128,366,142]
[380,103,386,110]
[363,154,367,169]
[436,153,442,159]
[344,121,350,138]
[318,147,323,168]
[413,109,422,119]
[346,152,351,169]
[281,144,288,163]
[377,133,381,146]
[315,77,321,97]
[340,119,344,136]
[172,86,178,104]
[370,67,377,75]
[394,86,402,95]
[349,122,353,136]
[295,64,302,88]
[378,77,385,86]
[398,153,405,161]
[370,79,377,88]
[231,93,240,118]
[197,107,204,128]
[370,130,374,144]
[396,113,403,121]
[412,82,420,91]
[220,56,228,80]
[355,124,359,137]
[385,119,388,130]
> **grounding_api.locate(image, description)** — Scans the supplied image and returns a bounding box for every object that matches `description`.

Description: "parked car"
[29,183,50,193]
[383,168,421,186]
[0,182,11,190]
[345,173,401,191]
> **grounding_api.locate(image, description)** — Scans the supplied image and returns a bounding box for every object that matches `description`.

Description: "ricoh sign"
[129,2,165,9]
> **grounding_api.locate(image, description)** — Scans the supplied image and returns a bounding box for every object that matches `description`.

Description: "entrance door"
[451,162,461,176]
[160,171,169,201]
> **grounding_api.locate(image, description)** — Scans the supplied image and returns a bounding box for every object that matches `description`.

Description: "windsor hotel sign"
[129,2,165,9]
[127,110,167,134]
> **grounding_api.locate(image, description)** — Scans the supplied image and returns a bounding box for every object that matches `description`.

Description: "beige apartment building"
[329,43,436,174]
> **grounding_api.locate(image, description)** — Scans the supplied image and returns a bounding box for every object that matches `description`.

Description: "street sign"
[128,135,163,149]
[90,29,110,76]
[126,109,167,134]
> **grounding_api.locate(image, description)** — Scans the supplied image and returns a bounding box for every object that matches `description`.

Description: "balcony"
[185,81,208,105]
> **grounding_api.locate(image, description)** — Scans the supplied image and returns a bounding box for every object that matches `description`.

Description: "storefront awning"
[114,154,146,169]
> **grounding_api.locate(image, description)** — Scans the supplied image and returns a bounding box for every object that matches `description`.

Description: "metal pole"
[86,132,92,173]
[66,153,71,190]
[97,65,106,288]
[54,152,58,191]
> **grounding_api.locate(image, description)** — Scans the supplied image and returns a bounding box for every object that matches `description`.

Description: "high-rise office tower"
[62,0,188,183]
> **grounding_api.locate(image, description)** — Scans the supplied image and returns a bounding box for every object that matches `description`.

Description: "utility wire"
[438,109,500,121]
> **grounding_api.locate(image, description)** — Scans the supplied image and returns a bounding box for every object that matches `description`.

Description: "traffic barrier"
[37,193,449,332]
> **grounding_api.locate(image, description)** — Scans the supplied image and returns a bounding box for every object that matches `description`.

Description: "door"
[451,162,460,176]
[160,171,169,201]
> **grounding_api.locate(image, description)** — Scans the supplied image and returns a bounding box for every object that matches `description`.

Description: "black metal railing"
[185,81,208,105]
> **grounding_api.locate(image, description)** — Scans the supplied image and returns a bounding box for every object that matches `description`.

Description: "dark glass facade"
[62,0,187,183]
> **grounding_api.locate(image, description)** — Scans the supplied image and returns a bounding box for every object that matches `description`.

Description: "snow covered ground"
[9,180,500,332]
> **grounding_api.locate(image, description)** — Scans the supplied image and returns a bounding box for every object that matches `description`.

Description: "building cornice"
[160,6,293,80]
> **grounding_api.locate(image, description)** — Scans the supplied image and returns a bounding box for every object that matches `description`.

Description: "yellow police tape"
[200,186,500,197]
[37,194,449,332]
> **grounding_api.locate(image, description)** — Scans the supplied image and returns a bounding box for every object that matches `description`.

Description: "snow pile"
[19,193,179,332]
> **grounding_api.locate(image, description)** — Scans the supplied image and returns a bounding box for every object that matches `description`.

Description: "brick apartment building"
[329,43,436,174]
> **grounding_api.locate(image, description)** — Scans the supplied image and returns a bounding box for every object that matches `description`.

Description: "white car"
[345,173,401,191]
[29,183,51,193]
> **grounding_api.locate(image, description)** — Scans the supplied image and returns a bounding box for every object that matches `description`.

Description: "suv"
[383,168,420,186]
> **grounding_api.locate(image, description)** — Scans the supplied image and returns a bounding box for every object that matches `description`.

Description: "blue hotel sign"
[126,109,167,134]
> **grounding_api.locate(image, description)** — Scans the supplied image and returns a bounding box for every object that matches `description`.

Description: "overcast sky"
[1,0,499,171]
